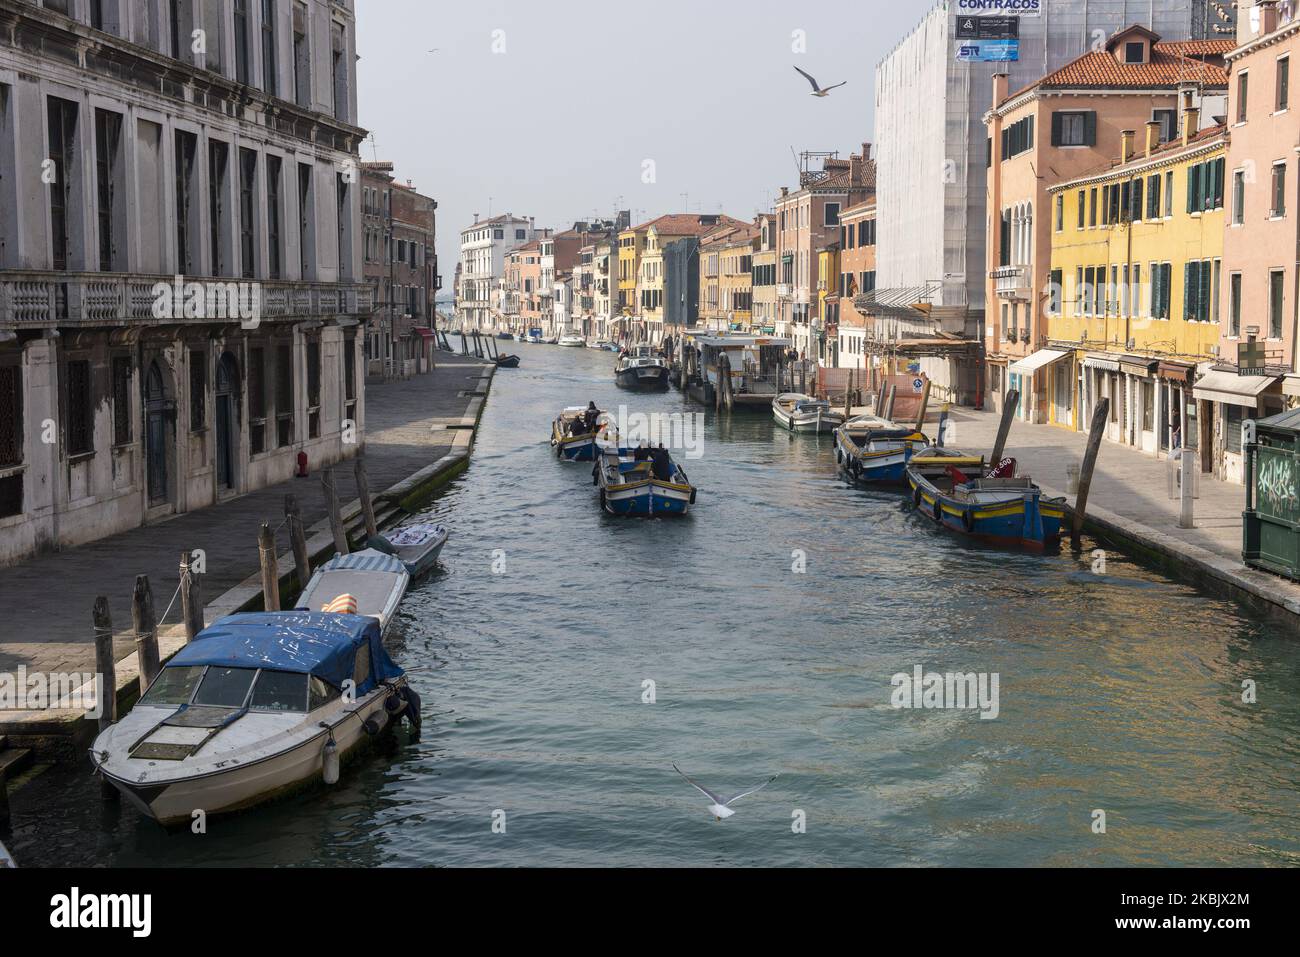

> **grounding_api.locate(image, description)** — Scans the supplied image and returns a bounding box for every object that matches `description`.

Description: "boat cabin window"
[192,666,258,708]
[250,670,310,713]
[139,666,205,707]
[309,676,341,711]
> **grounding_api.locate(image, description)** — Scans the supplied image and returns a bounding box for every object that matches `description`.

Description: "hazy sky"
[356,0,930,286]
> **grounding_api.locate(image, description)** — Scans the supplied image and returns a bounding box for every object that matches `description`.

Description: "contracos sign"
[956,0,1042,15]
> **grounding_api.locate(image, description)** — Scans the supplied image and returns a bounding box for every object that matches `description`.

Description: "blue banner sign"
[956,39,1020,61]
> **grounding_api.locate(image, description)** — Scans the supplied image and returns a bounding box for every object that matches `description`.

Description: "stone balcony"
[991,265,1031,301]
[0,272,373,327]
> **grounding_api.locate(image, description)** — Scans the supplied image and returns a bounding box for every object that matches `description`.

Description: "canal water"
[10,344,1300,867]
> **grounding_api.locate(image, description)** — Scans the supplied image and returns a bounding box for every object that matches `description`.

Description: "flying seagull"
[673,764,779,821]
[794,66,847,98]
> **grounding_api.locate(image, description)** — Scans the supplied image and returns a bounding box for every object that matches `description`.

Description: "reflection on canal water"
[9,344,1300,867]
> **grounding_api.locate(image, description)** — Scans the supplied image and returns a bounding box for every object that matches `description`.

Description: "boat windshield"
[249,670,310,713]
[192,666,258,708]
[139,666,205,707]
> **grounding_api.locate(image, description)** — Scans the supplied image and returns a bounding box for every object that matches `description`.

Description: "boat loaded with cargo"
[906,450,1066,549]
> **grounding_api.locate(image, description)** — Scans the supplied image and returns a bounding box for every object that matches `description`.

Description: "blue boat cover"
[167,612,403,695]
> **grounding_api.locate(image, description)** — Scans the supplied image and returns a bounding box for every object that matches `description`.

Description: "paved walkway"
[0,354,492,679]
[942,406,1300,615]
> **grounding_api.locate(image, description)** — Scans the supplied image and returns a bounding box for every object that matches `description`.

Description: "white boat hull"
[93,686,402,828]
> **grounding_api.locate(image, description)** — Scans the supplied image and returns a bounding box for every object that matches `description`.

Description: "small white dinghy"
[558,334,586,347]
[366,522,448,579]
[295,548,410,636]
[772,393,845,433]
[89,611,419,827]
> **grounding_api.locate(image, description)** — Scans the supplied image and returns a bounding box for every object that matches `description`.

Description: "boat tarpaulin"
[1007,349,1070,376]
[168,612,403,695]
[320,552,407,575]
[1192,369,1279,408]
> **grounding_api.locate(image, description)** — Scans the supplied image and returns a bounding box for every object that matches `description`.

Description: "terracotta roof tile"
[1007,34,1230,102]
[631,213,747,237]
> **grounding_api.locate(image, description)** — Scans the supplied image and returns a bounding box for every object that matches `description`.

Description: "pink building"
[1204,0,1300,483]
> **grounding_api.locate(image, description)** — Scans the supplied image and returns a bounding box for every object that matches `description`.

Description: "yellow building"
[617,228,644,320]
[638,226,666,337]
[817,245,841,360]
[1044,123,1224,459]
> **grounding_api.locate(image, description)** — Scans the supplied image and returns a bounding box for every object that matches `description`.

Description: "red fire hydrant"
[296,451,309,478]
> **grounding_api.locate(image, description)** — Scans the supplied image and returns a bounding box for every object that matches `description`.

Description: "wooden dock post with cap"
[354,456,379,540]
[179,550,204,642]
[285,494,312,596]
[131,576,160,690]
[258,522,281,611]
[93,597,118,802]
[321,469,350,556]
[1072,398,1111,546]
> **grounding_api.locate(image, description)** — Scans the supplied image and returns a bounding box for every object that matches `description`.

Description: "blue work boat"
[594,448,696,516]
[834,414,929,485]
[906,449,1066,549]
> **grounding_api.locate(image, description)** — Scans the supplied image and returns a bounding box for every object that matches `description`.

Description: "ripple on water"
[10,345,1300,867]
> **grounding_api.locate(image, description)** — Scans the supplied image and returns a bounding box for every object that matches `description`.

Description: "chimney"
[992,72,1010,108]
[850,151,862,186]
[1144,120,1162,157]
[1182,90,1199,145]
[1261,0,1280,36]
[861,141,872,162]
[780,186,789,197]
[1120,130,1135,165]
[474,213,480,224]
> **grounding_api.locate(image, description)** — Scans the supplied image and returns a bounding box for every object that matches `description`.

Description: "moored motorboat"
[772,393,845,433]
[615,345,670,391]
[295,548,410,636]
[496,332,515,340]
[558,334,586,347]
[366,521,448,579]
[551,404,608,461]
[834,414,929,485]
[495,353,520,368]
[594,447,696,516]
[88,611,419,828]
[906,450,1066,548]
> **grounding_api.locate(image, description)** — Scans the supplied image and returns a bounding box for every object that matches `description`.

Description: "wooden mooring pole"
[285,494,312,595]
[258,522,281,611]
[990,389,1021,467]
[321,470,350,556]
[354,456,379,541]
[131,576,160,690]
[1072,398,1111,546]
[914,379,932,433]
[884,385,897,421]
[92,597,118,802]
[179,550,204,642]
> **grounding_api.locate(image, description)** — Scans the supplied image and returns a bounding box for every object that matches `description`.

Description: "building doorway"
[144,360,171,507]
[215,351,239,491]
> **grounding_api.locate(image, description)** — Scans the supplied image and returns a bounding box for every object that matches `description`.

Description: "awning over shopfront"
[1083,354,1121,372]
[1118,355,1157,377]
[1193,369,1279,407]
[1007,348,1070,376]
[1283,373,1300,398]
[1157,360,1196,384]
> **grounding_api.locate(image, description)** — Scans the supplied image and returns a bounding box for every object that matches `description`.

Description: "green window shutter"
[1084,111,1097,146]
[1051,112,1063,146]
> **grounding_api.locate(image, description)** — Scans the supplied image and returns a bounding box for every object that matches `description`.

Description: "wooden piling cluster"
[86,453,385,747]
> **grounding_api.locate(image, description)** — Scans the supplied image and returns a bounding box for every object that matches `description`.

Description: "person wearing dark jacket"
[582,401,599,433]
[650,444,672,481]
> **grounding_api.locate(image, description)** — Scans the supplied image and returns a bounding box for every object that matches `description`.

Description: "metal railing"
[0,271,373,325]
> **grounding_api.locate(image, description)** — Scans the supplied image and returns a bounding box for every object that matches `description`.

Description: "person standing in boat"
[634,443,650,462]
[650,444,672,481]
[583,401,600,433]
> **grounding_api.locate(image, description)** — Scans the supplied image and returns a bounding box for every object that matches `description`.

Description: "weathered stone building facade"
[0,0,369,566]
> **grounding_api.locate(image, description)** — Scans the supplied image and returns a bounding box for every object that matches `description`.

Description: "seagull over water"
[673,765,779,821]
[794,66,847,98]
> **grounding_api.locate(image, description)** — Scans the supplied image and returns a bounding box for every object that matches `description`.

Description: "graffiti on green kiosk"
[1257,453,1299,519]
